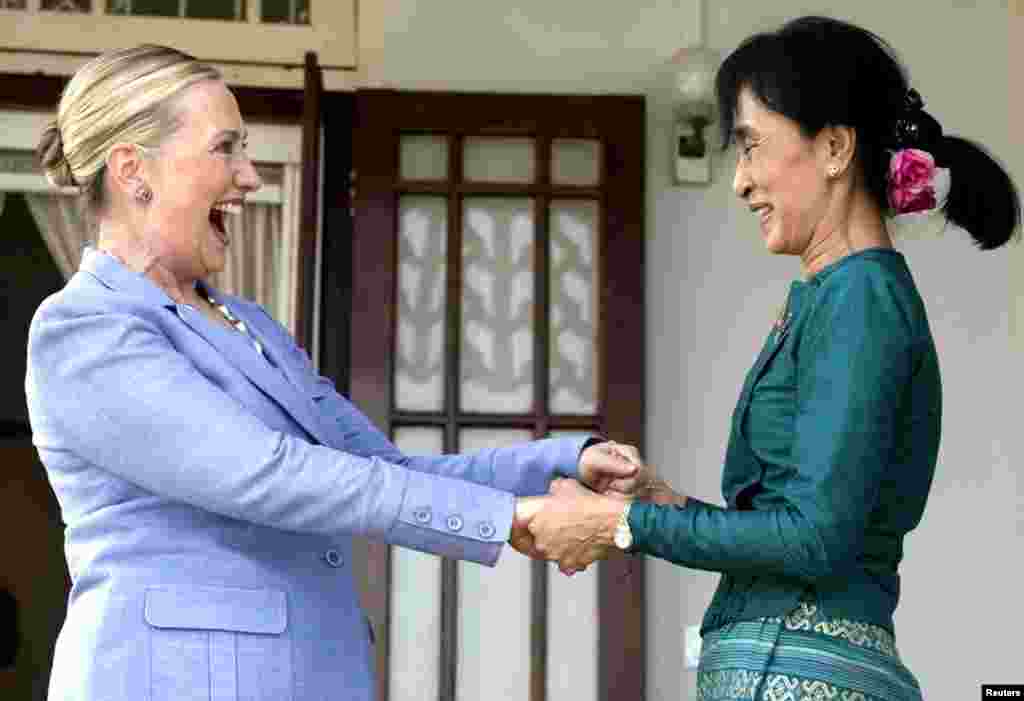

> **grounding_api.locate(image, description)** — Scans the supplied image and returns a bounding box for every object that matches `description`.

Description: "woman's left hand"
[527,478,625,575]
[644,478,690,507]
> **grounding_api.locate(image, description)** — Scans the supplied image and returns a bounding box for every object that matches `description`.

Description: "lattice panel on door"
[386,129,605,701]
[461,196,536,414]
[456,429,535,701]
[396,197,447,412]
[389,427,445,701]
[549,201,599,415]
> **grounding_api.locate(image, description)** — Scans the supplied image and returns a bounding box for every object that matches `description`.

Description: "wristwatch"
[613,502,633,550]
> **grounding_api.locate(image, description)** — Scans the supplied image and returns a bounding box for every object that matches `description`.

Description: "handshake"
[507,441,687,576]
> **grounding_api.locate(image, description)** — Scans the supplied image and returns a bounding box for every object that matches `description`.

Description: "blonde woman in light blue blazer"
[26,45,639,701]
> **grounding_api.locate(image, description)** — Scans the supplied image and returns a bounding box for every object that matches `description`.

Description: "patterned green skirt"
[696,599,923,701]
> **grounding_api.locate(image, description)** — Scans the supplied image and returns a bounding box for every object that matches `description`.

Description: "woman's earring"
[135,185,153,204]
[827,164,840,178]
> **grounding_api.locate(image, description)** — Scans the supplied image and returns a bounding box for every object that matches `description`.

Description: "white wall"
[365,0,698,93]
[369,2,1024,700]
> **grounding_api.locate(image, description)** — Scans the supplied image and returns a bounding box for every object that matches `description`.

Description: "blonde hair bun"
[37,120,78,188]
[36,45,221,214]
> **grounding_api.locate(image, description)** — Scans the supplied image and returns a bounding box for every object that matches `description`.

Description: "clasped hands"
[509,441,686,576]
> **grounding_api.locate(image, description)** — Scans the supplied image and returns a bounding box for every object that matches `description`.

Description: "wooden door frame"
[351,89,646,701]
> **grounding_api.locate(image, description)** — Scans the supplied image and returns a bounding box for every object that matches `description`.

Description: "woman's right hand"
[509,496,547,558]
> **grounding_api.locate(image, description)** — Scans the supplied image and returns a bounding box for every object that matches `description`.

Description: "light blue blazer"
[25,247,588,701]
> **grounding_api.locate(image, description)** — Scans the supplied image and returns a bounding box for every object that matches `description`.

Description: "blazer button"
[323,549,344,568]
[414,507,432,524]
[446,515,464,532]
[478,522,496,539]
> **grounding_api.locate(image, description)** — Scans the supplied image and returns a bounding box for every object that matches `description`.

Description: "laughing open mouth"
[209,201,242,245]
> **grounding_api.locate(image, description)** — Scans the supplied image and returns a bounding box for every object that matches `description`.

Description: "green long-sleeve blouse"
[630,248,941,635]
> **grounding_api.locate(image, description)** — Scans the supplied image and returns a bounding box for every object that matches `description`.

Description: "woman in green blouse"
[522,16,1020,701]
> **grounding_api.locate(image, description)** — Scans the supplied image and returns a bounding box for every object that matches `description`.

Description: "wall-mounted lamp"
[669,46,720,185]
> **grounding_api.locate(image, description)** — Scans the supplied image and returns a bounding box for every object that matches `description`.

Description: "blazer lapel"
[236,308,327,400]
[80,248,333,446]
[175,308,334,446]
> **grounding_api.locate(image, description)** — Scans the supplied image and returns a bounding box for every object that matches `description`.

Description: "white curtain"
[210,164,302,337]
[24,193,94,280]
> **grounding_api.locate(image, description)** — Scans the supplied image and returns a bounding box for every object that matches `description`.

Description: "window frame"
[0,0,355,69]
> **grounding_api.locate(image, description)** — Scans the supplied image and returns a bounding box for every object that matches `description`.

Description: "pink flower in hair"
[888,148,938,214]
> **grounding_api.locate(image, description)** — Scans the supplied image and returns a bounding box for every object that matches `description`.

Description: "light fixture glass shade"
[669,46,720,124]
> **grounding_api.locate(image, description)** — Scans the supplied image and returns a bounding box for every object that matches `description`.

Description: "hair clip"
[889,89,942,150]
[902,88,924,114]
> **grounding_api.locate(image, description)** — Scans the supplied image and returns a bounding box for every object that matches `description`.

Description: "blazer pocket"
[144,586,293,701]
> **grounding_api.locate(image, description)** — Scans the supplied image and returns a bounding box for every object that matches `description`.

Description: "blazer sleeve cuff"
[389,469,514,567]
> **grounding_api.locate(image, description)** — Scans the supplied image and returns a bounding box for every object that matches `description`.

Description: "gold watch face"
[614,525,632,550]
